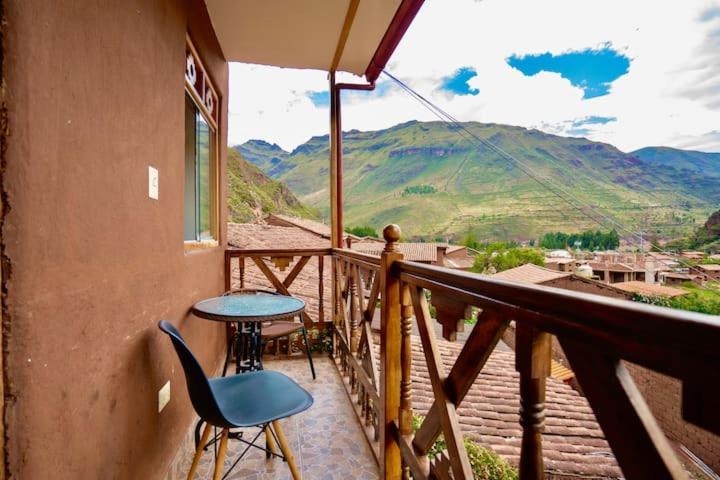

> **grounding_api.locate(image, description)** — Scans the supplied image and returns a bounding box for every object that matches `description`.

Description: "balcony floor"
[184,356,379,480]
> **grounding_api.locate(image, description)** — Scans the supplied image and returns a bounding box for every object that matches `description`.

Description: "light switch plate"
[148,166,159,200]
[158,381,170,412]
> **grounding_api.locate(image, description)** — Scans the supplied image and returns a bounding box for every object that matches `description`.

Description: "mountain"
[227,148,319,223]
[234,121,720,241]
[691,210,720,252]
[631,147,720,177]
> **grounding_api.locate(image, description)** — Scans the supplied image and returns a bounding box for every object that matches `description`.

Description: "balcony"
[218,224,720,479]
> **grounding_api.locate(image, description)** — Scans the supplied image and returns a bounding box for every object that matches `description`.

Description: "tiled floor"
[183,356,379,479]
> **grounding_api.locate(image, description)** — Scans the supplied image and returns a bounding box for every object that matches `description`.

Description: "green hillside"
[227,148,319,223]
[235,121,719,241]
[631,147,720,176]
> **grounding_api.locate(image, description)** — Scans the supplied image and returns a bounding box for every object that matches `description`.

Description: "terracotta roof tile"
[351,242,440,262]
[697,264,720,271]
[612,281,687,298]
[265,214,332,238]
[588,262,645,272]
[491,264,571,284]
[406,339,621,478]
[227,222,330,250]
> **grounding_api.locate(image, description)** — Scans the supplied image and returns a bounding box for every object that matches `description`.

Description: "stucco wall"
[625,363,720,471]
[2,1,228,478]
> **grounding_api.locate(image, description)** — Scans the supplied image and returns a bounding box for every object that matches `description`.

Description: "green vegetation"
[665,210,720,253]
[401,184,437,196]
[238,121,718,241]
[412,415,518,479]
[227,149,319,223]
[633,282,720,316]
[471,243,545,273]
[345,225,379,238]
[539,229,620,250]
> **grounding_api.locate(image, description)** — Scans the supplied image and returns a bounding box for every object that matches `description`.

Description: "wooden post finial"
[383,224,401,252]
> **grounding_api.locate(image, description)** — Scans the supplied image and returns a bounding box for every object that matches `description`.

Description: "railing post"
[350,264,361,352]
[224,250,232,292]
[516,323,551,480]
[399,282,414,480]
[239,256,245,289]
[380,224,403,480]
[318,255,324,325]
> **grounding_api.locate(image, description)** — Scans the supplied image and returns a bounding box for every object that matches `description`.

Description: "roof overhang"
[204,0,423,81]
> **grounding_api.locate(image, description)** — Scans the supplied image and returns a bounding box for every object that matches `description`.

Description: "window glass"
[196,113,212,240]
[184,93,216,242]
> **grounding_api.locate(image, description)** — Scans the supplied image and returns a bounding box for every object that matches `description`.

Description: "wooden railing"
[226,226,720,480]
[224,247,332,327]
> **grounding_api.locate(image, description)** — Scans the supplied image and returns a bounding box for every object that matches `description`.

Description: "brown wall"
[543,277,631,300]
[625,363,720,471]
[2,1,228,478]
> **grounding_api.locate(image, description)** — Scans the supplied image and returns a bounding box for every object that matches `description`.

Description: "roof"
[588,261,645,272]
[351,242,441,262]
[409,340,620,478]
[697,264,720,271]
[544,257,576,264]
[661,272,696,279]
[612,281,688,298]
[204,0,423,81]
[444,255,475,270]
[446,244,467,254]
[265,214,332,238]
[227,222,329,250]
[226,223,332,321]
[491,264,571,284]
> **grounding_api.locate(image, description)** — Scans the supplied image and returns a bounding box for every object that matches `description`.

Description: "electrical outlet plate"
[148,166,159,200]
[158,381,170,412]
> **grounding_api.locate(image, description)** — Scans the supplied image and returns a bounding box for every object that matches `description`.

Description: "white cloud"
[228,0,720,153]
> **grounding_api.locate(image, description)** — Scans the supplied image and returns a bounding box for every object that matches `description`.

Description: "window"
[184,36,219,245]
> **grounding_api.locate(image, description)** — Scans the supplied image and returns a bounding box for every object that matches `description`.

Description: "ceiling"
[204,0,409,78]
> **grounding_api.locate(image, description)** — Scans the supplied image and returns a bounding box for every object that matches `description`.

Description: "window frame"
[184,34,220,250]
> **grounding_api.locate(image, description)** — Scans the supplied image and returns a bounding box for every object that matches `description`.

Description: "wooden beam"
[329,72,342,248]
[330,0,360,72]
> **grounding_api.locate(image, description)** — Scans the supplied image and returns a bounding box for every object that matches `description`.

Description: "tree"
[539,229,619,250]
[472,245,545,273]
[345,225,378,238]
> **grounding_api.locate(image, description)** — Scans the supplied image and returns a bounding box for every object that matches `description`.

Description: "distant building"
[544,257,578,272]
[492,264,632,299]
[660,272,703,286]
[696,264,720,281]
[588,261,647,284]
[351,241,446,265]
[612,281,688,298]
[680,250,706,261]
[443,245,475,270]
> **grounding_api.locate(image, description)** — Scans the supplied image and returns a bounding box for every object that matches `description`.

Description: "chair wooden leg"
[272,420,301,480]
[265,424,279,459]
[187,422,212,480]
[212,428,229,480]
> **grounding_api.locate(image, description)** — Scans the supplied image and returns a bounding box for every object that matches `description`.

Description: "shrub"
[402,184,437,196]
[412,415,518,479]
[345,225,379,238]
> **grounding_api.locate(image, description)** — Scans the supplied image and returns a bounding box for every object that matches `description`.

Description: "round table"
[192,293,306,374]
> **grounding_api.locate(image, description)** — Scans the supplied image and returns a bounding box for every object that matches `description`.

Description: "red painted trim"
[331,82,376,244]
[364,0,425,82]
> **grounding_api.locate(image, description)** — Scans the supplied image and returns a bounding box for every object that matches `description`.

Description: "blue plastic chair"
[158,320,313,480]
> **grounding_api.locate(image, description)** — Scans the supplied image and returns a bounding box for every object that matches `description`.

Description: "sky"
[227,0,720,153]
